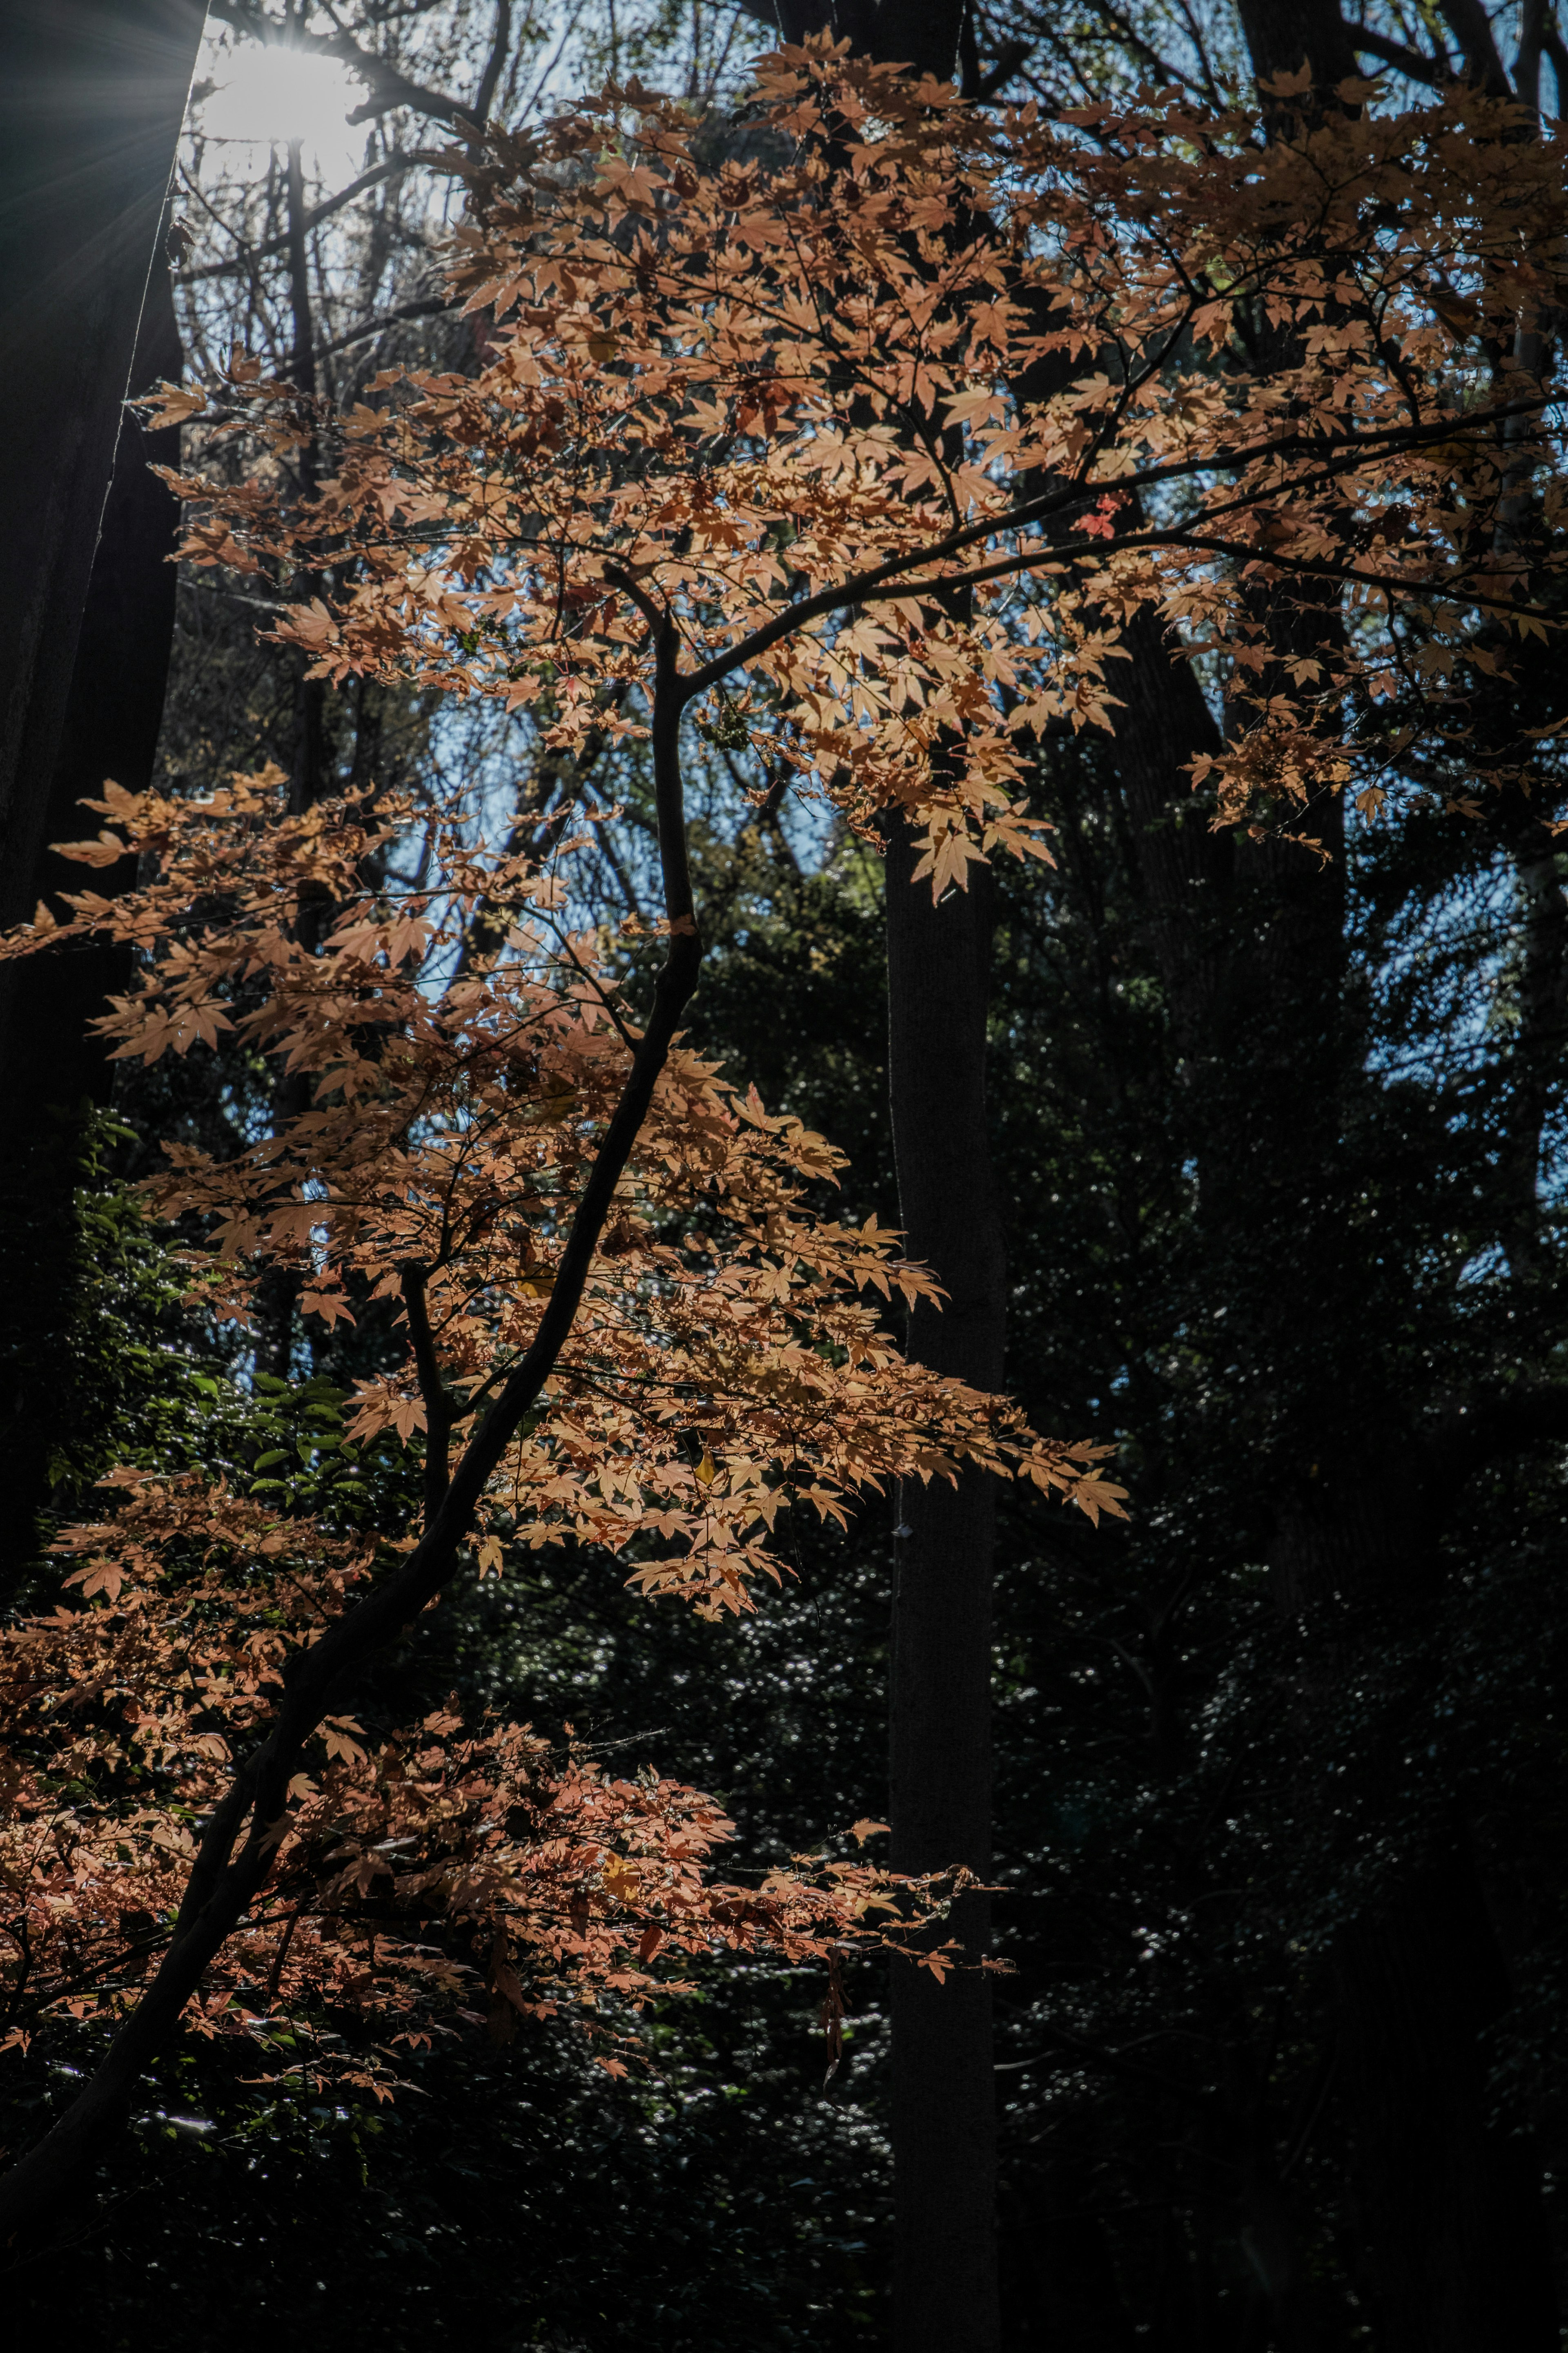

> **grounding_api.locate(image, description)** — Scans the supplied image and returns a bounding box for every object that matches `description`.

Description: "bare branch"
[180,156,416,285]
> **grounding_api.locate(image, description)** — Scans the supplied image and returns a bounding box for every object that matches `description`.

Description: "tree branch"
[312,294,454,364]
[679,399,1551,700]
[180,157,416,285]
[1351,27,1446,86]
[399,1261,457,1525]
[208,2,490,133]
[1544,24,1568,103]
[0,640,703,2250]
[1001,2017,1212,2108]
[473,0,513,124]
[1434,0,1515,95]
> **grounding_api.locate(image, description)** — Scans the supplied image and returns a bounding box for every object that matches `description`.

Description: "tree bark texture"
[886,816,1006,2353]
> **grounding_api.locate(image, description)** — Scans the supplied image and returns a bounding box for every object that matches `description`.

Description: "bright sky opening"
[196,37,368,183]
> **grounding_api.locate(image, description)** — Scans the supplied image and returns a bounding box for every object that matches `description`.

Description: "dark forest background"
[3,2,1568,2346]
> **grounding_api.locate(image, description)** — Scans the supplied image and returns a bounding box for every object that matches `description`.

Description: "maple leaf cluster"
[1,38,1562,2145]
[147,45,1567,871]
[10,767,1120,1615]
[0,758,1116,2079]
[0,1472,974,2090]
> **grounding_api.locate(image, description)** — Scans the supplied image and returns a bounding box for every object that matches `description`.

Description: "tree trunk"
[257,129,333,1378]
[0,248,183,1604]
[775,3,1002,2332]
[4,250,184,1116]
[1334,1841,1558,2353]
[886,817,1006,2353]
[0,0,205,988]
[1111,614,1563,2347]
[0,5,200,1607]
[1270,1478,1560,2352]
[1232,0,1356,106]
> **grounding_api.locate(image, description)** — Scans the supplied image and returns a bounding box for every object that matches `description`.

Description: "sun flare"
[196,38,368,181]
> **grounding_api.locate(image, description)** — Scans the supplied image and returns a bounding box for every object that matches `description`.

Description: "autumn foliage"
[5,1468,933,2092]
[0,766,1118,2090]
[0,35,1563,2211]
[155,46,1568,859]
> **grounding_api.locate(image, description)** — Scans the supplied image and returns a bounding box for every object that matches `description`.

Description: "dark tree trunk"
[258,130,334,1381]
[1335,1840,1558,2353]
[768,0,965,78]
[1232,0,1357,104]
[1112,601,1562,2353]
[886,817,1006,2353]
[0,1,202,1604]
[4,256,184,1115]
[1103,608,1231,1056]
[775,2,1004,2335]
[1087,11,1563,2333]
[0,250,183,1604]
[0,0,205,984]
[1226,9,1558,2333]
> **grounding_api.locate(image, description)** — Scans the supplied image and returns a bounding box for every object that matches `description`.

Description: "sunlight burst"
[197,39,368,182]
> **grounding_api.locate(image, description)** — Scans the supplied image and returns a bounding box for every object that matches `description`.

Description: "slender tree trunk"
[259,121,332,1378]
[886,818,1006,2353]
[768,4,1005,2328]
[283,125,330,827]
[1223,15,1559,2342]
[864,7,1000,2333]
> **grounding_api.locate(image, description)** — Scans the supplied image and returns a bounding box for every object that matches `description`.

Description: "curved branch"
[1351,27,1447,87]
[0,655,702,2248]
[399,1261,458,1523]
[680,399,1552,699]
